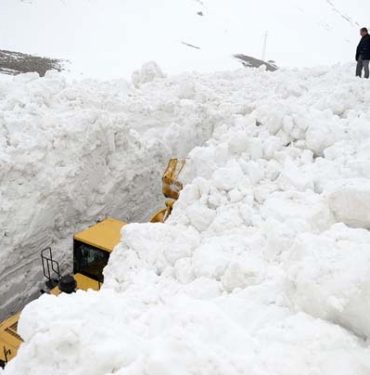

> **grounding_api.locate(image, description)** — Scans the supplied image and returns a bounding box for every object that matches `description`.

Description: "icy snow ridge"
[4,63,370,374]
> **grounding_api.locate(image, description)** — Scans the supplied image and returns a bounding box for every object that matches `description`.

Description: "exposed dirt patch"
[0,50,65,77]
[234,54,278,72]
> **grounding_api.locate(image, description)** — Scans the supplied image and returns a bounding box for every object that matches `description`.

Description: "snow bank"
[3,63,370,374]
[6,288,370,375]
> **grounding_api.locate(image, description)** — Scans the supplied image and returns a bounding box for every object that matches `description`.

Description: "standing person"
[356,27,370,79]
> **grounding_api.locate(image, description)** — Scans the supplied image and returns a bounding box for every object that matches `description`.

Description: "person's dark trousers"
[356,56,370,78]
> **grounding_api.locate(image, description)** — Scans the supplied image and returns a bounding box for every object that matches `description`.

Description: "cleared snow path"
[3,62,370,374]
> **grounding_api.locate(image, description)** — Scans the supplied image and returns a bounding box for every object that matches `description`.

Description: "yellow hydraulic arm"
[150,159,186,223]
[162,158,186,200]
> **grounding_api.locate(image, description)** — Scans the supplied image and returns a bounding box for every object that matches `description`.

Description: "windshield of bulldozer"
[73,240,110,283]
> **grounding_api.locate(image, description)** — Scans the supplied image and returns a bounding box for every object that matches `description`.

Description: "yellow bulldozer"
[0,159,186,369]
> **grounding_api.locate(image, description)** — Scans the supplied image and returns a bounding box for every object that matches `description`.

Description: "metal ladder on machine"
[41,247,61,290]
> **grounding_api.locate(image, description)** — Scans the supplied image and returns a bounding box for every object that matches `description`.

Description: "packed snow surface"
[3,63,370,374]
[2,0,370,78]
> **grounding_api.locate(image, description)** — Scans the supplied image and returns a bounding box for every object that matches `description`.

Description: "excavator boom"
[162,159,186,200]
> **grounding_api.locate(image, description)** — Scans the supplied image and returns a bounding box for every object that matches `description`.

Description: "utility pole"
[261,31,268,61]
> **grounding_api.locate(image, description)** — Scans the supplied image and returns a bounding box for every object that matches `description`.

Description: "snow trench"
[3,63,370,374]
[0,62,229,319]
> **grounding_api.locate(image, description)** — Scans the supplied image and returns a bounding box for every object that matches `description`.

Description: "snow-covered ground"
[1,0,370,79]
[2,62,370,374]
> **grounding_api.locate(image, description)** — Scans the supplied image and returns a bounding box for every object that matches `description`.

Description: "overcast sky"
[1,0,368,79]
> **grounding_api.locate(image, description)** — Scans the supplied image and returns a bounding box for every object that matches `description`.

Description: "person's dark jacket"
[356,34,370,61]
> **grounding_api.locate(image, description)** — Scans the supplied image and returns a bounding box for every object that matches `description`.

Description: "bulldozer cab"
[73,218,126,284]
[42,218,127,295]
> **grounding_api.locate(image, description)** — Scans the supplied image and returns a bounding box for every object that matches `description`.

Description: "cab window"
[73,241,110,282]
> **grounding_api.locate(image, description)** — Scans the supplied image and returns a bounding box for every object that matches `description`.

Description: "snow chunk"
[277,159,314,192]
[262,191,334,232]
[103,223,201,292]
[132,61,165,88]
[185,202,216,231]
[285,224,370,339]
[211,160,246,191]
[328,178,370,229]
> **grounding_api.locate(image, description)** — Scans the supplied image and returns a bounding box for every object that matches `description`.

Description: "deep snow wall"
[0,63,232,319]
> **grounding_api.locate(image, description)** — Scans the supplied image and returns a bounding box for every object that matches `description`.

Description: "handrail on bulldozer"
[41,247,61,290]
